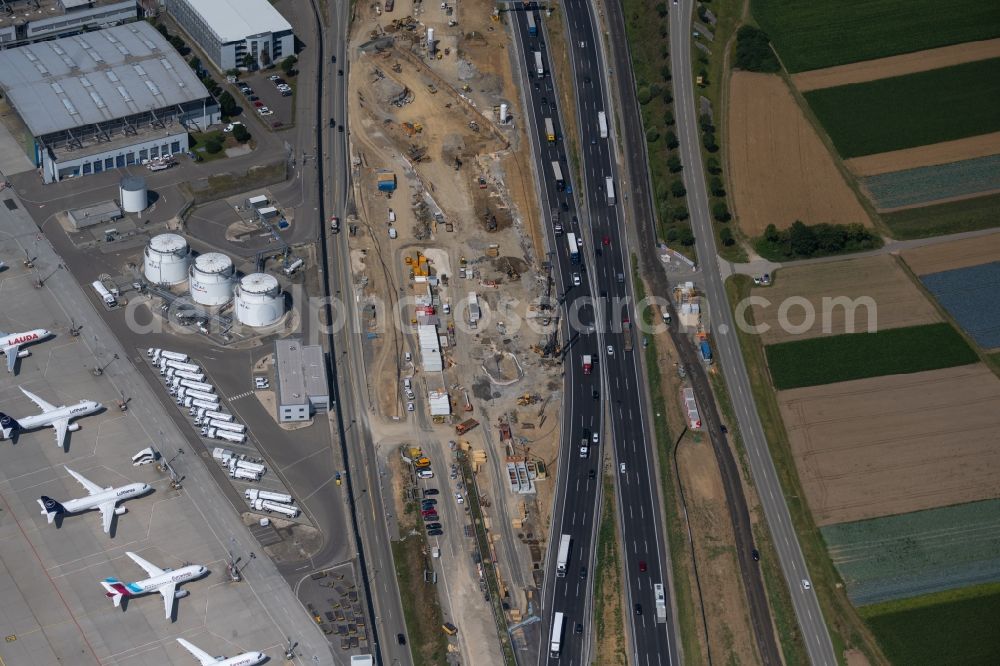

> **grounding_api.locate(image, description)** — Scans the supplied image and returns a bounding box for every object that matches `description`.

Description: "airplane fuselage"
[15,400,101,432]
[216,653,267,666]
[122,565,207,596]
[0,329,50,351]
[62,482,151,515]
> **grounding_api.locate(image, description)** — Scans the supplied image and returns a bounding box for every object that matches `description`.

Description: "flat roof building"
[164,0,294,72]
[0,21,219,183]
[0,0,143,50]
[275,339,329,422]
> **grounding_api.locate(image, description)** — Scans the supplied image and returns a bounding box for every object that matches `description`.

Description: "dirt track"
[901,231,1000,275]
[846,131,1000,176]
[750,255,941,345]
[792,39,1000,92]
[727,73,871,236]
[779,364,1000,526]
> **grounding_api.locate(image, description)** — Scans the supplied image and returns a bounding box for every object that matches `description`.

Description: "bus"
[566,233,579,263]
[555,534,571,577]
[549,611,565,658]
[526,11,537,36]
[544,117,555,143]
[552,161,565,191]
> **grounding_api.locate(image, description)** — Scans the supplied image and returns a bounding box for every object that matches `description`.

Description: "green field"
[765,323,978,390]
[752,0,1000,72]
[861,583,1000,666]
[882,192,1000,239]
[804,58,1000,158]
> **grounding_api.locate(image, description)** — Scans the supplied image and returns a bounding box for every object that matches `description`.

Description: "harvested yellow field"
[727,73,871,236]
[780,364,1000,526]
[792,39,1000,92]
[749,255,940,345]
[901,231,1000,275]
[846,132,1000,176]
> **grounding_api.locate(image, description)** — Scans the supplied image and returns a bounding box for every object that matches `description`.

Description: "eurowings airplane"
[177,638,266,666]
[0,328,51,373]
[0,386,101,448]
[37,466,151,534]
[101,551,208,619]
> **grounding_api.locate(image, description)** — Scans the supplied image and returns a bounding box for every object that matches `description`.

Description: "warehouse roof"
[0,22,209,137]
[276,339,328,407]
[176,0,293,44]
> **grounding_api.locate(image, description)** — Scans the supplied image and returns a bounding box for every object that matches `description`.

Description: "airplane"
[0,328,51,373]
[176,638,266,666]
[100,551,207,619]
[37,466,151,534]
[0,386,102,448]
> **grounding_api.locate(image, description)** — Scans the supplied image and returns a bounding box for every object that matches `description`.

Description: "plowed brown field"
[846,132,1000,176]
[728,73,871,236]
[779,364,1000,526]
[792,39,1000,92]
[902,231,1000,275]
[749,255,940,345]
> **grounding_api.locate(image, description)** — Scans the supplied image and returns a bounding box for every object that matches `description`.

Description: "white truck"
[231,467,260,481]
[534,51,544,76]
[654,583,667,623]
[252,498,299,518]
[148,349,189,363]
[205,428,246,444]
[245,488,293,504]
[91,280,117,307]
[176,378,214,394]
[598,111,608,138]
[556,534,571,578]
[166,369,207,383]
[195,409,233,422]
[209,420,246,434]
[212,447,234,465]
[178,389,218,404]
[605,176,616,205]
[234,460,266,475]
[185,397,220,411]
[163,359,200,373]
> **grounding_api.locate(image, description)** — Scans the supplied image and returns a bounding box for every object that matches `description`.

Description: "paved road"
[510,5,680,665]
[667,1,837,663]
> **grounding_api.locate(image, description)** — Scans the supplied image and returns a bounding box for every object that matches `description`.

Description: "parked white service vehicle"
[251,498,299,518]
[176,638,266,666]
[100,551,207,619]
[0,386,102,448]
[245,488,293,504]
[37,466,151,534]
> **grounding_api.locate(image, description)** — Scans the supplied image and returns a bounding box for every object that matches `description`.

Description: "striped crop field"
[862,154,1000,210]
[921,261,1000,349]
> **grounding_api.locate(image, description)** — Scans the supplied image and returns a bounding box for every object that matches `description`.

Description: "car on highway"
[572,273,581,286]
[579,566,587,579]
[405,352,412,362]
[407,402,415,412]
[592,431,599,444]
[455,492,464,504]
[397,634,406,645]
[620,462,626,474]
[801,579,811,591]
[602,235,610,246]
[592,388,599,399]
[639,560,647,573]
[607,345,614,356]
[634,603,642,615]
[428,529,444,536]
[417,469,434,479]
[588,469,596,479]
[575,623,584,634]
[579,443,588,458]
[424,488,439,496]
[405,389,415,400]
[752,549,760,562]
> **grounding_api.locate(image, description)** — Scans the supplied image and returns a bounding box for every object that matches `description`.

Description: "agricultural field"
[804,59,1000,158]
[902,231,1000,275]
[751,0,1000,73]
[749,255,940,345]
[727,72,870,236]
[883,192,1000,240]
[778,363,1000,525]
[823,500,1000,605]
[860,154,1000,210]
[765,322,977,390]
[921,261,1000,349]
[860,583,1000,666]
[791,38,1000,91]
[846,131,1000,177]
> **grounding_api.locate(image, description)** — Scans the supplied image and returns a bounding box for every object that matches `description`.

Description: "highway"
[510,5,679,665]
[665,1,837,663]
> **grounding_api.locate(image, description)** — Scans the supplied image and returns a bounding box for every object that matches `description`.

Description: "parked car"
[427,529,444,536]
[253,100,264,108]
[455,492,464,504]
[426,522,442,530]
[424,488,439,496]
[417,469,434,479]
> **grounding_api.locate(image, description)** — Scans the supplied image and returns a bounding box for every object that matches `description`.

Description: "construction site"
[345,0,568,662]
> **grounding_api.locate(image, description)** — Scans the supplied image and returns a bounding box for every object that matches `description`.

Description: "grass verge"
[803,58,1000,158]
[593,476,627,665]
[859,582,1000,666]
[725,274,886,664]
[751,0,1000,72]
[881,192,1000,239]
[632,255,704,663]
[183,160,287,204]
[764,322,978,389]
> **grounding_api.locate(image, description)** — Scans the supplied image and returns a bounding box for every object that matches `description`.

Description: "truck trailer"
[245,488,293,504]
[205,428,246,444]
[231,467,260,481]
[91,281,117,307]
[551,161,564,191]
[582,354,592,375]
[533,51,544,76]
[163,359,200,373]
[209,420,246,434]
[177,379,215,394]
[598,111,608,138]
[605,176,615,205]
[196,409,233,422]
[252,498,299,518]
[544,117,555,143]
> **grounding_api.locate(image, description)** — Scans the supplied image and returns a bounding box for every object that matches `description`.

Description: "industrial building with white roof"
[0,20,219,183]
[275,339,329,423]
[0,0,146,50]
[164,0,294,71]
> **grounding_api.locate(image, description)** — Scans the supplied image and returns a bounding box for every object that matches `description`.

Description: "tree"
[280,55,298,76]
[226,68,240,79]
[699,113,714,132]
[663,110,675,126]
[241,53,256,70]
[659,65,671,81]
[661,89,673,104]
[702,132,718,152]
[205,138,223,154]
[667,155,683,172]
[218,91,237,117]
[670,180,686,198]
[156,23,169,38]
[719,227,735,246]
[678,226,695,246]
[655,2,668,17]
[712,202,731,222]
[734,26,780,73]
[665,131,679,149]
[666,227,679,243]
[649,83,663,99]
[706,157,721,174]
[232,124,251,143]
[637,87,652,105]
[672,206,689,222]
[764,223,780,243]
[788,221,818,256]
[188,56,201,72]
[709,176,725,197]
[646,128,660,143]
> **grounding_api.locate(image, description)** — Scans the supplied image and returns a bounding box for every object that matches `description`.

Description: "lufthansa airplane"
[0,387,101,448]
[177,638,266,666]
[37,466,150,534]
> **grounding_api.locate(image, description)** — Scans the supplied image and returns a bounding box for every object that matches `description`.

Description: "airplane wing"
[3,346,16,372]
[176,638,219,666]
[52,418,69,448]
[20,387,57,413]
[98,501,115,533]
[126,551,165,578]
[64,467,103,495]
[157,582,177,619]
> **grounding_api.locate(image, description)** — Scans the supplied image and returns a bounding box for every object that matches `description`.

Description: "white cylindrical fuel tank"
[235,273,284,327]
[120,175,148,213]
[144,234,190,286]
[189,253,235,306]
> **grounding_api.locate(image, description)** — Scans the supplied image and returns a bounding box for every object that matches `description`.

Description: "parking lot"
[232,71,297,130]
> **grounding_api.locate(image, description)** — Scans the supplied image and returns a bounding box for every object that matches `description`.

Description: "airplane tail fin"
[100,579,129,607]
[37,496,66,523]
[0,413,21,439]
